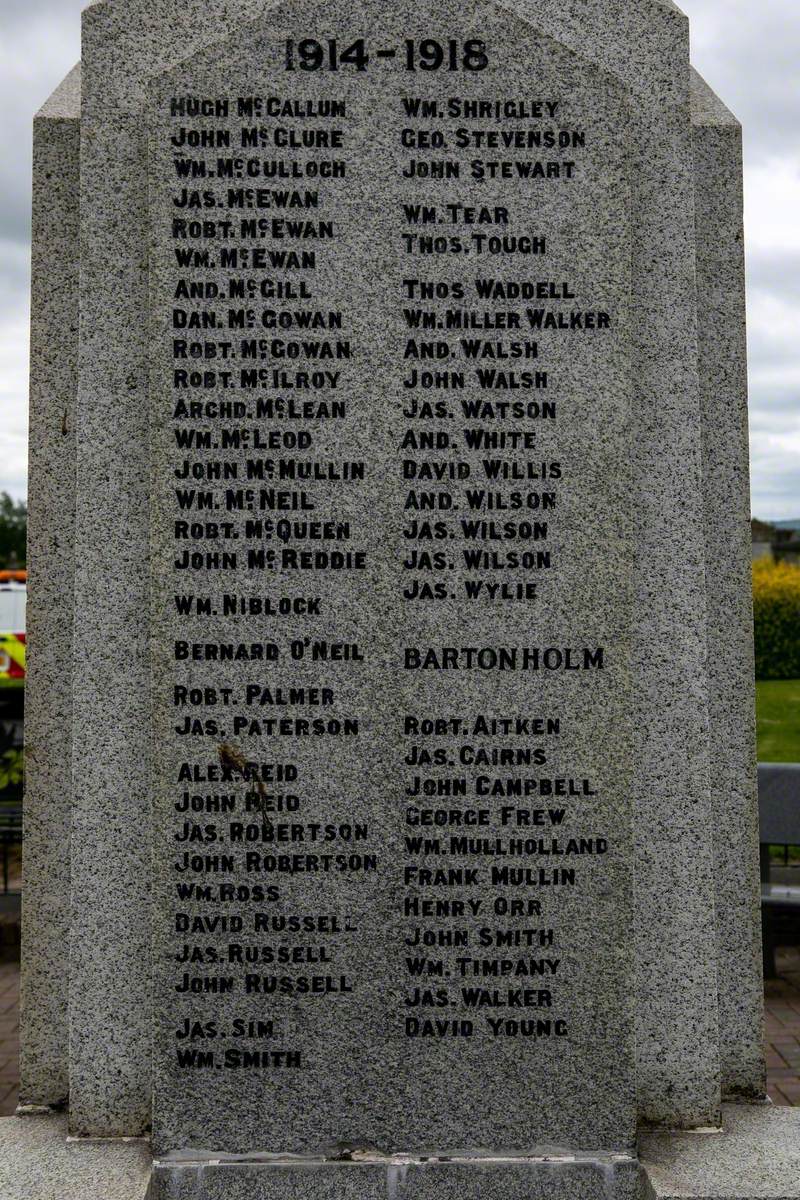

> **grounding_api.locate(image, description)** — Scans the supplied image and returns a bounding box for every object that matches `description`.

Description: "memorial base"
[145,1104,800,1199]
[3,1106,798,1200]
[0,1111,150,1200]
[640,1103,800,1199]
[149,1152,642,1200]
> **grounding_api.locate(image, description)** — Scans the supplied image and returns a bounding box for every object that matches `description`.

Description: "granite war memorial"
[7,0,800,1196]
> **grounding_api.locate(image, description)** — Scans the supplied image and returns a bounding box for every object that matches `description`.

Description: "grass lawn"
[756,679,800,763]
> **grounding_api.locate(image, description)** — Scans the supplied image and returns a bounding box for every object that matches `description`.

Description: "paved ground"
[0,844,21,1118]
[0,961,18,1117]
[765,945,800,1106]
[0,933,798,1118]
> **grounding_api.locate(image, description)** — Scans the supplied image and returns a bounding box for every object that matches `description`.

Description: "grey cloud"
[0,0,82,246]
[748,464,800,521]
[684,0,800,163]
[750,398,800,430]
[747,250,800,301]
[748,338,800,373]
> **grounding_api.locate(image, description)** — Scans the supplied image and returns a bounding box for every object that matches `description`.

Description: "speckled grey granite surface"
[26,0,763,1174]
[691,66,765,1104]
[4,1108,799,1200]
[502,0,723,1130]
[21,63,81,1110]
[67,0,726,1145]
[150,1162,390,1200]
[640,1104,800,1199]
[499,0,687,104]
[150,1156,642,1200]
[148,0,637,1157]
[69,0,158,1137]
[0,1114,150,1200]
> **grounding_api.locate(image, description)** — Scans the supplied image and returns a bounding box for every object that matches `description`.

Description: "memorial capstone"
[13,2,794,1199]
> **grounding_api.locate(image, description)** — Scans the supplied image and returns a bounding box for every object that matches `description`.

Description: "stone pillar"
[691,66,765,1101]
[20,63,81,1110]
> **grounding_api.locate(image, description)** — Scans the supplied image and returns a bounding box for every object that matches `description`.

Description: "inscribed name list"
[147,0,636,1155]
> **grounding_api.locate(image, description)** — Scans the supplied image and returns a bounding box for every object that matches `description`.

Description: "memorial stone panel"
[147,0,636,1156]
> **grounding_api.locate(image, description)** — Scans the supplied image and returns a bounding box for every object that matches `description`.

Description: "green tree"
[0,493,27,568]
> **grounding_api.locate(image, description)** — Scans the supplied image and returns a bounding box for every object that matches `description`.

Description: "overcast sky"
[1,0,798,519]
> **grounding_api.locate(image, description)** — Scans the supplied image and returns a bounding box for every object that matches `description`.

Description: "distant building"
[751,518,800,564]
[752,518,775,561]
